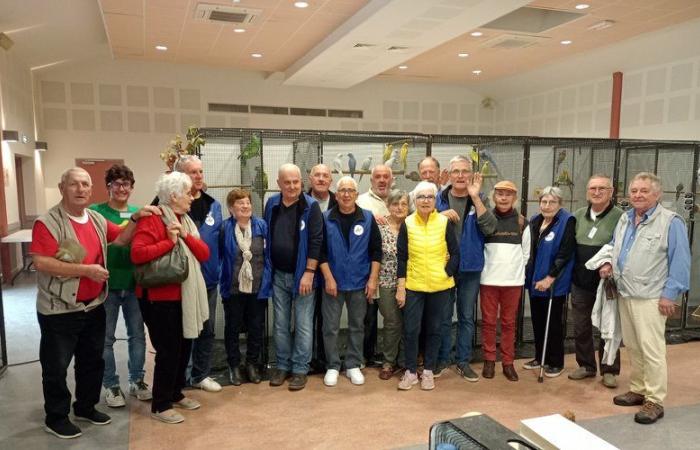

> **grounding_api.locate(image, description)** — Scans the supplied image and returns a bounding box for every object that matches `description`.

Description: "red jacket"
[131,214,210,301]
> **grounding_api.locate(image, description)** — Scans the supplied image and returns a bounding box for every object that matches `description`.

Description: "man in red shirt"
[31,167,158,439]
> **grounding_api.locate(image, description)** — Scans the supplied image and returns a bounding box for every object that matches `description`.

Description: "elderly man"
[357,164,393,364]
[597,172,690,425]
[409,157,450,211]
[319,176,382,386]
[435,155,488,381]
[260,163,323,391]
[89,164,151,408]
[307,163,337,370]
[31,168,158,439]
[568,175,623,387]
[172,155,223,393]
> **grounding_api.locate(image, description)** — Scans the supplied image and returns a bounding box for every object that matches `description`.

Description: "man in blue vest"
[319,176,381,387]
[174,156,223,393]
[436,155,487,382]
[260,163,323,391]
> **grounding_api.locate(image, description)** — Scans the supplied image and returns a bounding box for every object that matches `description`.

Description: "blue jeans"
[403,289,451,373]
[272,271,315,374]
[102,290,146,388]
[188,287,218,384]
[453,271,481,365]
[437,290,456,365]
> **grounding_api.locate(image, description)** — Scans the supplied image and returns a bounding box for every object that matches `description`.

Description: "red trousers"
[479,285,522,365]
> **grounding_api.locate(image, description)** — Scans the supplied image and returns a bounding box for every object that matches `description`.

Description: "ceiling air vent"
[480,34,549,49]
[194,3,262,24]
[353,43,376,49]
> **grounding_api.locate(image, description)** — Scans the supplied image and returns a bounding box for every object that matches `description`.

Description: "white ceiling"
[2,0,700,89]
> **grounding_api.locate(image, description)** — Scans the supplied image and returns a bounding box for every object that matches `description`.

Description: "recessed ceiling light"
[398,65,408,70]
[251,53,263,58]
[233,28,246,33]
[575,3,590,10]
[472,69,482,75]
[560,40,573,45]
[470,31,483,37]
[155,45,168,51]
[458,52,469,58]
[294,1,309,8]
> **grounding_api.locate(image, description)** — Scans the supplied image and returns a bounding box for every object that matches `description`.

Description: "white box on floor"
[520,414,619,450]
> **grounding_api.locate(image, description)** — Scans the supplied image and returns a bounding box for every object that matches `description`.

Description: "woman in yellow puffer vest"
[396,181,460,391]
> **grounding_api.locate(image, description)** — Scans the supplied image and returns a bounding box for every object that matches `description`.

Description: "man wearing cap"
[435,155,488,382]
[476,179,530,381]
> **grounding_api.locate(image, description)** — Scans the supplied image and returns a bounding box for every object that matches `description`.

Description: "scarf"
[161,204,209,339]
[234,222,254,293]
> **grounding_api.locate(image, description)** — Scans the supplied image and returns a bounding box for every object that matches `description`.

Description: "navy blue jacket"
[260,193,322,297]
[219,216,269,300]
[436,186,485,272]
[196,194,222,289]
[526,208,576,297]
[323,207,375,291]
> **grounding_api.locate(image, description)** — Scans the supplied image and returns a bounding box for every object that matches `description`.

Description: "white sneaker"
[191,377,222,393]
[151,409,185,424]
[346,367,365,385]
[105,386,126,408]
[324,369,339,387]
[129,380,152,401]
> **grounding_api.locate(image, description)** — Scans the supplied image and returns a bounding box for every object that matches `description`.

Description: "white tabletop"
[1,229,32,244]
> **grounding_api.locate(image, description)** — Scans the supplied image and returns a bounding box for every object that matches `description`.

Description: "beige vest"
[35,203,108,315]
[611,204,678,299]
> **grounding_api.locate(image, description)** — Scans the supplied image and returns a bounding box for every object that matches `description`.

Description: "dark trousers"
[403,289,451,373]
[571,284,621,375]
[530,294,566,368]
[222,293,267,368]
[139,298,192,413]
[189,287,217,384]
[38,304,106,426]
[311,286,326,368]
[363,301,379,363]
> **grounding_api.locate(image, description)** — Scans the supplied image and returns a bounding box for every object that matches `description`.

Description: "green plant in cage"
[160,126,205,172]
[239,135,261,167]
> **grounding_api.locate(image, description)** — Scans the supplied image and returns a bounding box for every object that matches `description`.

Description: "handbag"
[134,216,189,288]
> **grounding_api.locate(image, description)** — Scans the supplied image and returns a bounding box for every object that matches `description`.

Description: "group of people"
[32,153,690,439]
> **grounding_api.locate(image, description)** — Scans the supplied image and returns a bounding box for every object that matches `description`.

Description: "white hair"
[278,163,301,179]
[539,185,564,203]
[448,155,471,170]
[336,175,358,191]
[156,171,192,205]
[174,155,201,173]
[60,167,91,186]
[414,181,438,196]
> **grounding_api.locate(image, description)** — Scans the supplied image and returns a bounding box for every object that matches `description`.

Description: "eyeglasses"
[539,199,559,206]
[109,181,132,190]
[587,186,611,192]
[450,169,472,176]
[337,188,357,195]
[416,195,435,201]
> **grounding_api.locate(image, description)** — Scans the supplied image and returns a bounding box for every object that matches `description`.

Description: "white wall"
[34,57,490,208]
[482,18,700,141]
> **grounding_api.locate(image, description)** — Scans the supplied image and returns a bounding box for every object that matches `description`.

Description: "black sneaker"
[544,366,564,378]
[44,419,82,439]
[455,363,480,382]
[522,359,540,370]
[433,362,449,378]
[74,409,112,425]
[288,374,307,391]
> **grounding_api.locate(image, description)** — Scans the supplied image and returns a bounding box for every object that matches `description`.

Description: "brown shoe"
[269,369,288,387]
[482,361,495,379]
[288,374,307,391]
[379,365,394,381]
[503,364,519,382]
[613,391,645,407]
[634,401,664,424]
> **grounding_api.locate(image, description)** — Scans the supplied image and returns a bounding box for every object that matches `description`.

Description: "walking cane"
[537,285,555,383]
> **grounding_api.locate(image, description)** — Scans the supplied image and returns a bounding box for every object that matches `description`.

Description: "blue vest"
[324,207,373,291]
[219,216,268,300]
[436,187,485,272]
[526,208,574,297]
[198,197,222,289]
[259,193,318,298]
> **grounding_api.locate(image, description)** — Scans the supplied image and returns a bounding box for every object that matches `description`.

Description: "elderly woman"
[478,180,530,382]
[396,181,459,391]
[131,172,210,424]
[219,188,269,386]
[524,186,576,378]
[377,190,409,380]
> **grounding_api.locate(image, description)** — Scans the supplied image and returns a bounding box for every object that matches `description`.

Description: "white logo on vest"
[300,220,306,231]
[544,231,555,241]
[468,206,476,216]
[353,224,364,236]
[205,212,215,226]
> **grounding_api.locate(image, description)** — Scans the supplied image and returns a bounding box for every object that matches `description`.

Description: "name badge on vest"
[587,226,598,239]
[545,231,555,242]
[468,206,476,216]
[353,224,364,236]
[205,212,215,226]
[300,220,306,231]
[119,212,132,219]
